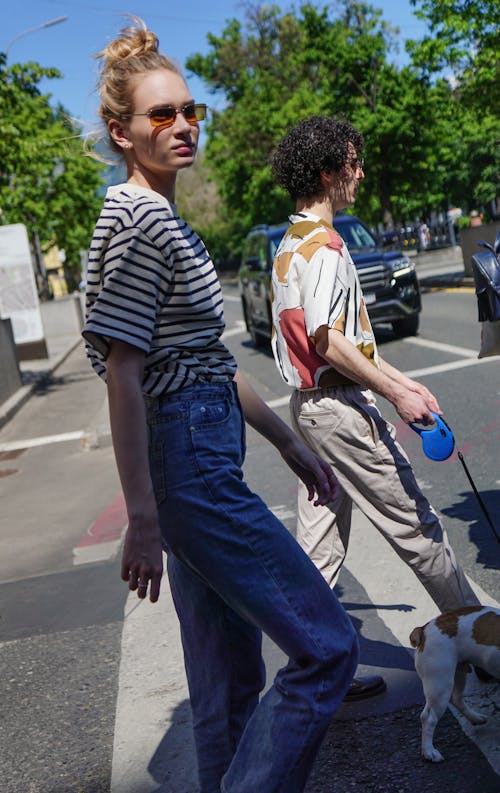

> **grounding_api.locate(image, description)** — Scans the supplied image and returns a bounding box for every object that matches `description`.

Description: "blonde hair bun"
[94,15,180,143]
[97,16,159,70]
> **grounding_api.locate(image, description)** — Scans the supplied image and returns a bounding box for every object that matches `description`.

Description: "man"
[270,115,480,700]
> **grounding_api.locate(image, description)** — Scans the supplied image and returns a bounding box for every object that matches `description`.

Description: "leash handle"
[457,451,500,543]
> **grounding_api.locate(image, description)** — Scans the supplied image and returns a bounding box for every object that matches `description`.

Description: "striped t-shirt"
[82,184,236,395]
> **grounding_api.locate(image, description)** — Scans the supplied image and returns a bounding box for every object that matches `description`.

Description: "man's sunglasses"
[129,103,207,128]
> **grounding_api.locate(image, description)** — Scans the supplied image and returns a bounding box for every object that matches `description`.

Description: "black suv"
[238,214,421,346]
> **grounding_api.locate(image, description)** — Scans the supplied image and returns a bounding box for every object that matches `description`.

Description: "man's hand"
[280,435,339,506]
[392,385,436,425]
[405,378,441,415]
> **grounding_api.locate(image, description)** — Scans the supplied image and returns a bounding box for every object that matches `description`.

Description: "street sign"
[0,223,47,356]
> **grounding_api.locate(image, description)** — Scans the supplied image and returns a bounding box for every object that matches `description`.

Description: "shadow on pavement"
[441,489,500,570]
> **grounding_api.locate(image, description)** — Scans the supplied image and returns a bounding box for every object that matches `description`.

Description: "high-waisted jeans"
[146,381,358,793]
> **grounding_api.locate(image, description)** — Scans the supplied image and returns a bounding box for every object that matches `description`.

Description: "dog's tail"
[409,626,425,650]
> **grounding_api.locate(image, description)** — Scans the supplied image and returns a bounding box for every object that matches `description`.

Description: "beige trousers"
[290,385,479,613]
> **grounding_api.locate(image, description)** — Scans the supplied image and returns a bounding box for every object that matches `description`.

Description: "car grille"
[357,264,387,291]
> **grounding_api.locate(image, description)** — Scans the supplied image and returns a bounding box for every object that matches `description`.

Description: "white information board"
[0,223,45,345]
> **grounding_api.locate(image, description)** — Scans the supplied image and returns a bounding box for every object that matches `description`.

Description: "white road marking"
[223,294,241,303]
[267,395,290,409]
[110,506,500,788]
[110,559,198,793]
[0,430,84,452]
[73,537,125,566]
[110,502,297,791]
[221,319,246,338]
[270,504,296,521]
[404,354,500,379]
[403,336,478,358]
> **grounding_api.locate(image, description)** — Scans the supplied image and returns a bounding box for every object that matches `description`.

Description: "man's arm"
[233,370,338,506]
[378,356,441,414]
[314,325,437,424]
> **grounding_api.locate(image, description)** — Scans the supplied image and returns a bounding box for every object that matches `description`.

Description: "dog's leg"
[451,662,488,725]
[417,658,456,762]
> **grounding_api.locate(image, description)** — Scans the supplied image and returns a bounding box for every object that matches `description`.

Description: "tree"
[176,150,236,267]
[408,0,500,107]
[187,1,482,246]
[407,1,500,214]
[0,55,104,290]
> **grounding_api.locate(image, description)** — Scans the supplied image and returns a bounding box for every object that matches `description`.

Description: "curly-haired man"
[270,115,480,701]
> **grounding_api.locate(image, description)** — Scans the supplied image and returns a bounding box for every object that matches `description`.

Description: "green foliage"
[0,54,104,290]
[175,150,238,266]
[408,0,500,107]
[187,0,499,258]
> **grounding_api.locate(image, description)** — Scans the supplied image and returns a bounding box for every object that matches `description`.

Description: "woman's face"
[121,69,200,191]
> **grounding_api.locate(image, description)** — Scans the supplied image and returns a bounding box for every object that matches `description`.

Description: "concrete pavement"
[2,258,500,792]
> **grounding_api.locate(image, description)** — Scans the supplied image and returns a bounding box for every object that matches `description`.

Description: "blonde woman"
[83,18,357,793]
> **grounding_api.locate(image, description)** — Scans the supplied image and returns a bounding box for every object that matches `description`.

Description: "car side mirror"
[245,256,264,271]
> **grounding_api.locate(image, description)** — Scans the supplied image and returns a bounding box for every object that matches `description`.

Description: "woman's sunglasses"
[130,102,207,129]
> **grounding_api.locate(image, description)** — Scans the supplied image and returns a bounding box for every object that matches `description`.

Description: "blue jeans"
[146,382,358,793]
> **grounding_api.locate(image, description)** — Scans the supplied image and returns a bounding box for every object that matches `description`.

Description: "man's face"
[330,143,365,210]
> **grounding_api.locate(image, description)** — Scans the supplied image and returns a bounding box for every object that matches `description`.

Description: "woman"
[83,18,358,793]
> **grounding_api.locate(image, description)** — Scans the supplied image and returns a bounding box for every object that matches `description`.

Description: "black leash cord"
[457,451,500,543]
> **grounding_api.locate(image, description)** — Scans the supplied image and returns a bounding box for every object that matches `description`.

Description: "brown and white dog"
[410,605,500,762]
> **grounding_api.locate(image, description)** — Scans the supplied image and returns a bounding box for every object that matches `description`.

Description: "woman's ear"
[108,119,132,151]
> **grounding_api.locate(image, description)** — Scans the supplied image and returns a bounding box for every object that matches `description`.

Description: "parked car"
[238,214,421,346]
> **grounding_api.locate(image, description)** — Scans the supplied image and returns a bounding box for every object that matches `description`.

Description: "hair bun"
[97,16,159,71]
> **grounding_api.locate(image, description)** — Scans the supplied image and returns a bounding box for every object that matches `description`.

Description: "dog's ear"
[410,626,425,650]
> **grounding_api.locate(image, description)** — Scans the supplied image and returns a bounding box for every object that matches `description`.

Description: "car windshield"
[269,230,286,260]
[334,219,377,251]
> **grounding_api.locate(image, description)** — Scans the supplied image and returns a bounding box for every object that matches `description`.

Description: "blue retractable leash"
[410,411,500,543]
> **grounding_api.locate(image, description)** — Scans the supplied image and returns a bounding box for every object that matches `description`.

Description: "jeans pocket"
[189,397,232,430]
[189,396,245,481]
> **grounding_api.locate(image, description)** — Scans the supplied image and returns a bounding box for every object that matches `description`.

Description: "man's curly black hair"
[271,115,364,201]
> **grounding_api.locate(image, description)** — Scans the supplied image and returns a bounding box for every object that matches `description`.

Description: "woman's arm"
[106,340,163,602]
[233,370,338,506]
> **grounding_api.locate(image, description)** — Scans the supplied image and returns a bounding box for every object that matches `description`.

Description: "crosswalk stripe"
[110,505,499,788]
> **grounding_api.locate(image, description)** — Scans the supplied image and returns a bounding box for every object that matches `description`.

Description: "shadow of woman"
[148,698,198,793]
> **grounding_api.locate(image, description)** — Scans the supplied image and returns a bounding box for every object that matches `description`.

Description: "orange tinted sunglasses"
[130,103,207,128]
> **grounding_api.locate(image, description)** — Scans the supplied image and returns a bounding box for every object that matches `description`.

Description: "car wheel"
[242,298,267,347]
[392,314,420,337]
[249,322,268,348]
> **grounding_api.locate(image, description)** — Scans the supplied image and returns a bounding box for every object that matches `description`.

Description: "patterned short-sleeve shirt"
[83,184,236,395]
[271,211,379,390]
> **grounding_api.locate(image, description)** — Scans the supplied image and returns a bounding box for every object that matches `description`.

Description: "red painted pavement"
[76,492,127,547]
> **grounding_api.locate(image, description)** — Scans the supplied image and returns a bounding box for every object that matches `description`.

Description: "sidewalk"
[0,332,82,430]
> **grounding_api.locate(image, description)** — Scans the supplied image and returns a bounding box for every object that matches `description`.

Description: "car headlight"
[391,257,414,277]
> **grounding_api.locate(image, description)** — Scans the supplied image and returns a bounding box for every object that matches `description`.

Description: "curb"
[0,337,82,430]
[419,276,474,289]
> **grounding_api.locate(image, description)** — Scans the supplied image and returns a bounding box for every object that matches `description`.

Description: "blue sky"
[4,0,428,133]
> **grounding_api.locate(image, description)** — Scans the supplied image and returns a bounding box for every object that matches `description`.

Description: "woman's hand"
[280,435,339,506]
[121,514,164,603]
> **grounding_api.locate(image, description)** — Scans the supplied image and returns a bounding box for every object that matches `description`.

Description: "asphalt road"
[0,283,499,793]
